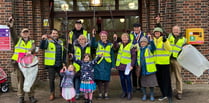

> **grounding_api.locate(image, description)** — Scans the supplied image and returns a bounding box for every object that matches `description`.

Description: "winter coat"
[60,70,74,88]
[40,39,66,67]
[91,37,115,81]
[73,56,101,81]
[138,41,156,76]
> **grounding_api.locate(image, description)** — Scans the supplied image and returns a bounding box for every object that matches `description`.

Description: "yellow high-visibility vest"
[154,37,171,64]
[44,40,64,66]
[168,34,186,58]
[68,30,88,44]
[137,47,157,73]
[96,43,112,64]
[73,46,91,72]
[116,43,132,66]
[11,38,34,61]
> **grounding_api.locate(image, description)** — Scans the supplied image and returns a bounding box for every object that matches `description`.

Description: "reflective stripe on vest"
[73,46,91,72]
[44,40,64,66]
[168,34,186,58]
[11,38,34,61]
[129,32,146,43]
[116,43,132,66]
[69,30,88,44]
[154,38,170,64]
[96,43,112,64]
[137,47,157,73]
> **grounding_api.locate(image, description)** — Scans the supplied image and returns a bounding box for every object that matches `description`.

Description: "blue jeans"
[74,76,81,95]
[118,70,132,93]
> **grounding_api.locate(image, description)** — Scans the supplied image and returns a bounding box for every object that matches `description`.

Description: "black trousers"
[47,67,62,93]
[132,66,141,88]
[156,64,172,98]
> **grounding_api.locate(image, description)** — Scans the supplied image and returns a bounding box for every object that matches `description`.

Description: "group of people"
[9,15,186,103]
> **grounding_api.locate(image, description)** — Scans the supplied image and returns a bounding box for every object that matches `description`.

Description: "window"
[77,0,115,11]
[54,0,73,11]
[119,0,138,10]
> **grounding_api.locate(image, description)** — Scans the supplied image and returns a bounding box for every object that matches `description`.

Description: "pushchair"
[0,67,9,93]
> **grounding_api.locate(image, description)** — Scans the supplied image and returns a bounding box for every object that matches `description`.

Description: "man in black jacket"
[40,29,66,101]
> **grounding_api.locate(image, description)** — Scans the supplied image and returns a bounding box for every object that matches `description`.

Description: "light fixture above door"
[90,0,102,7]
[61,4,69,11]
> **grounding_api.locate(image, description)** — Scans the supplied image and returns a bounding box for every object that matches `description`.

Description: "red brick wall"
[0,0,208,83]
[0,0,14,76]
[141,0,209,84]
[0,0,50,80]
[175,0,209,84]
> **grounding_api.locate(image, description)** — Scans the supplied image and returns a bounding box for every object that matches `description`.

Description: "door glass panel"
[77,0,115,11]
[54,18,92,35]
[119,0,138,10]
[102,16,139,37]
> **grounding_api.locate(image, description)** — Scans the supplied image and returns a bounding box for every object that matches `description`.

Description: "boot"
[49,92,55,101]
[29,96,37,103]
[142,95,147,101]
[127,93,132,100]
[18,97,24,103]
[141,87,146,101]
[150,87,155,101]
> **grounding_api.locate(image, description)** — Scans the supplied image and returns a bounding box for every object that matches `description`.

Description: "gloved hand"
[162,35,167,42]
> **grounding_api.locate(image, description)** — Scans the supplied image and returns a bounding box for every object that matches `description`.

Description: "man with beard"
[40,29,66,101]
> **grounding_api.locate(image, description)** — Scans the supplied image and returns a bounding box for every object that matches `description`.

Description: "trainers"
[158,96,168,101]
[141,95,146,101]
[104,93,110,99]
[97,93,103,99]
[75,94,80,100]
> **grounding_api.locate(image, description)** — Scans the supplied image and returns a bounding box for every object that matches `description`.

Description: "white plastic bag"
[18,54,38,92]
[177,45,209,77]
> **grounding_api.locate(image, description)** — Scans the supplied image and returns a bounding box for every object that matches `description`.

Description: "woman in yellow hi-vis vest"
[91,30,115,99]
[70,35,91,99]
[113,33,136,100]
[8,17,37,103]
[156,16,186,100]
[153,27,172,103]
[136,36,158,101]
[40,29,65,101]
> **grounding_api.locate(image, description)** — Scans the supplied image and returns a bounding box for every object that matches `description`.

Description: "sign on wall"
[0,25,11,51]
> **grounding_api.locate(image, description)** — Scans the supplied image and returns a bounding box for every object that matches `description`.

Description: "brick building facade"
[0,0,208,84]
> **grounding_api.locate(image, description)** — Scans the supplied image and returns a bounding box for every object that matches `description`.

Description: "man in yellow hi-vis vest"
[40,29,66,101]
[68,20,88,54]
[129,23,148,92]
[8,17,37,103]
